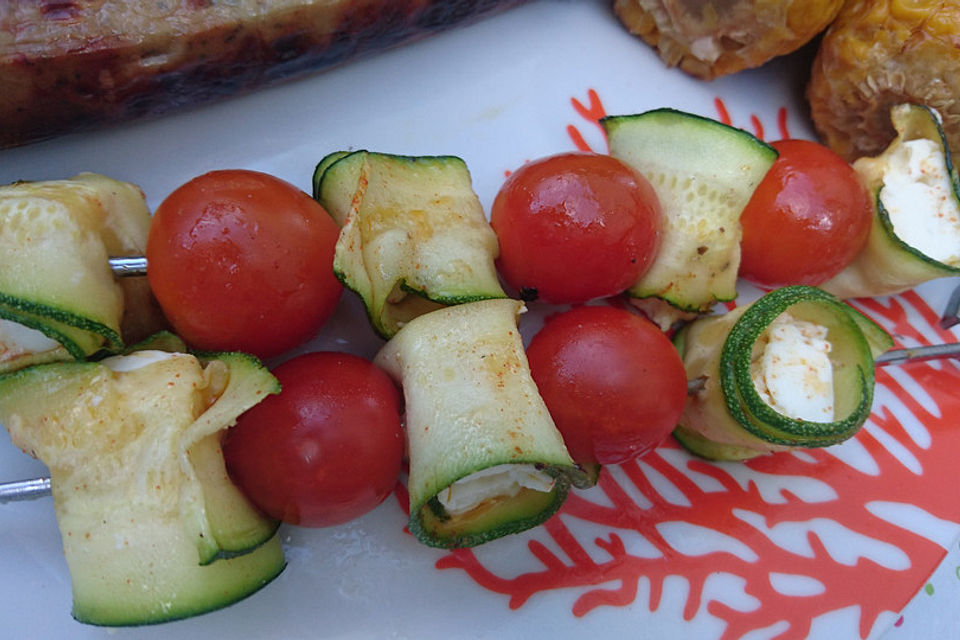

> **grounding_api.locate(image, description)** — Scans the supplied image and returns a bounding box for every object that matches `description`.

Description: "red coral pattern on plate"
[427,90,960,639]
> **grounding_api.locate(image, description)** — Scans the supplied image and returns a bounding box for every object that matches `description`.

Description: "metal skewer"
[3,281,960,503]
[0,477,50,503]
[940,280,960,329]
[3,341,959,504]
[0,256,144,504]
[0,255,144,504]
[108,256,148,277]
[874,342,960,365]
[683,341,960,397]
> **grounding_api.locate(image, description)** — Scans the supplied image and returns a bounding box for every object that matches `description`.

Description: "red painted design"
[437,292,960,638]
[714,98,792,142]
[429,91,960,639]
[566,125,593,153]
[567,89,608,152]
[778,107,791,140]
[750,114,764,140]
[570,90,607,133]
[714,98,732,126]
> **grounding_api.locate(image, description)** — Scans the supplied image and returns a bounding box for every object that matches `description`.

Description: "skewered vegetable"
[0,349,284,625]
[673,286,892,461]
[223,351,404,527]
[146,169,343,358]
[739,138,873,287]
[821,104,960,298]
[0,173,162,373]
[490,152,662,304]
[374,299,584,548]
[314,151,505,338]
[526,305,687,480]
[602,108,777,327]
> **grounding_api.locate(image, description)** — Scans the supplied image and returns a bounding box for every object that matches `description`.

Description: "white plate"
[2,1,960,638]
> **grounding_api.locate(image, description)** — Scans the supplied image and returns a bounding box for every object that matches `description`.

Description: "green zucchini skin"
[312,150,352,200]
[183,352,283,564]
[314,150,506,338]
[675,286,892,460]
[0,350,284,625]
[602,108,777,319]
[415,478,571,549]
[121,330,188,354]
[374,299,583,548]
[821,104,960,299]
[0,173,156,372]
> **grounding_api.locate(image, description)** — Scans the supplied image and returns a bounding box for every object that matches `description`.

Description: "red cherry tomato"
[147,169,342,358]
[526,305,687,466]
[739,139,872,287]
[491,152,662,304]
[223,352,404,527]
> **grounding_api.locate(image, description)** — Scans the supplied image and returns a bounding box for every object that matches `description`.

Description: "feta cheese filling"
[437,463,555,516]
[0,318,61,362]
[751,313,834,422]
[881,138,960,266]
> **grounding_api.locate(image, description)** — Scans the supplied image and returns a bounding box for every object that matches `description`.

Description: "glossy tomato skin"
[147,170,343,358]
[491,152,662,304]
[526,305,687,466]
[739,139,872,287]
[222,352,404,527]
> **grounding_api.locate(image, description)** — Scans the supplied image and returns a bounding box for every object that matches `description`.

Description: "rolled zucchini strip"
[674,286,892,461]
[821,104,960,299]
[313,150,506,338]
[0,349,283,626]
[0,173,160,372]
[374,299,583,548]
[602,108,777,328]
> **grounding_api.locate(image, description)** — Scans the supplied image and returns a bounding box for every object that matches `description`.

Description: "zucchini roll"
[0,173,162,372]
[0,350,283,626]
[374,299,583,548]
[313,151,506,338]
[821,104,960,299]
[602,109,777,328]
[674,286,892,461]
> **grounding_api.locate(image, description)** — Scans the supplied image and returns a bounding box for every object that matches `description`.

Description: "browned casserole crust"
[613,0,843,80]
[0,0,526,148]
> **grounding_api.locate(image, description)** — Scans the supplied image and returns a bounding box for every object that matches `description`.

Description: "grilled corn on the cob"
[807,0,960,161]
[613,0,843,80]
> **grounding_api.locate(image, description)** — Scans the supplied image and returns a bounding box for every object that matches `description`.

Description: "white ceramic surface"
[2,2,959,638]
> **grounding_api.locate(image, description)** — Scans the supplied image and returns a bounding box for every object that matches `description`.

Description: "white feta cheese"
[881,138,960,266]
[0,318,61,362]
[100,350,181,372]
[751,313,834,422]
[437,463,555,516]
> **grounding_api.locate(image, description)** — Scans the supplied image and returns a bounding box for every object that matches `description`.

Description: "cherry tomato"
[147,169,343,358]
[491,152,662,304]
[526,305,687,466]
[223,352,404,527]
[739,139,872,287]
